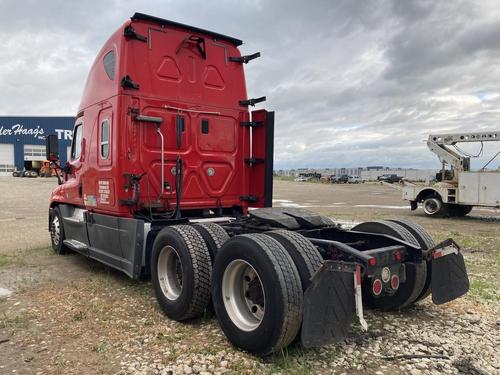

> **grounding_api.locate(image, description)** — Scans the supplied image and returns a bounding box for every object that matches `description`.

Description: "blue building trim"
[0,116,75,171]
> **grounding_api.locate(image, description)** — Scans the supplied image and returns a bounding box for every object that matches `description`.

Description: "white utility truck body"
[403,131,500,216]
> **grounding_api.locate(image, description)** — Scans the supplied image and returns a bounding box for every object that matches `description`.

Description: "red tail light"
[368,257,377,266]
[394,251,403,262]
[372,279,383,296]
[390,274,400,290]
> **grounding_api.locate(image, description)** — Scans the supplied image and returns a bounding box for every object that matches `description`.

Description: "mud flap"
[431,239,469,305]
[301,261,355,348]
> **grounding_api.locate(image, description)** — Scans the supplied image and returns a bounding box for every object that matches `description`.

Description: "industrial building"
[0,116,74,176]
[275,167,437,182]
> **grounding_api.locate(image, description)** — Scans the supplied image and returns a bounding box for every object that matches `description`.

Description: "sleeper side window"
[100,120,110,159]
[103,50,115,80]
[71,124,83,160]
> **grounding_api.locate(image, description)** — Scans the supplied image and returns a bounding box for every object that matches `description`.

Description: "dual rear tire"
[212,234,304,355]
[151,224,323,355]
[151,225,212,321]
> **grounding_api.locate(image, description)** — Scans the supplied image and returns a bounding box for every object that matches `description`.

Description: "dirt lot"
[0,177,499,374]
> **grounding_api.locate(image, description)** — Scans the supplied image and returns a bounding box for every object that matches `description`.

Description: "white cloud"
[0,0,499,169]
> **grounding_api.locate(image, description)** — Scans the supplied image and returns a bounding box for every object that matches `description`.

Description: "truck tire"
[387,219,435,302]
[49,206,69,254]
[151,225,212,321]
[422,195,450,217]
[212,233,303,355]
[12,171,19,177]
[265,230,323,291]
[192,223,229,261]
[351,220,426,310]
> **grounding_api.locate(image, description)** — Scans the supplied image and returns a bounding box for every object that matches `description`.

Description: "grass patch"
[0,246,53,268]
[264,346,314,375]
[0,252,26,267]
[0,311,33,329]
[469,279,499,302]
[445,232,500,253]
[432,232,500,271]
[93,342,108,353]
[156,331,186,343]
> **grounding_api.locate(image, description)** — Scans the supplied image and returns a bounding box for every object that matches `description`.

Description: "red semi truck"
[46,13,469,355]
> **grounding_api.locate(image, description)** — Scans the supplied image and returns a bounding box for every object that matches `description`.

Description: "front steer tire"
[151,225,212,321]
[212,233,303,356]
[49,206,69,255]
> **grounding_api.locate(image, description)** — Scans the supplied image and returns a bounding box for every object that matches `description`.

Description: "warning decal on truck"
[84,194,97,207]
[97,179,114,205]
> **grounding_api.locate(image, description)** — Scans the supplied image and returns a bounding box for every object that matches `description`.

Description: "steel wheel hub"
[222,260,265,332]
[51,216,61,246]
[424,198,441,215]
[157,245,183,300]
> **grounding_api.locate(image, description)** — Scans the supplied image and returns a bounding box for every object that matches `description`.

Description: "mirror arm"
[49,160,70,185]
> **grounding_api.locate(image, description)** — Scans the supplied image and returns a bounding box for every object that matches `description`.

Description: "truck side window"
[71,124,83,160]
[103,51,115,80]
[100,120,110,159]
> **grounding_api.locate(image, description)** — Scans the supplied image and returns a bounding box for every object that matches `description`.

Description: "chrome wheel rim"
[157,245,183,300]
[424,198,441,215]
[222,260,265,332]
[51,216,61,246]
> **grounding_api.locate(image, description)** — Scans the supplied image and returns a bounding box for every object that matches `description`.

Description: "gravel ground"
[0,178,499,374]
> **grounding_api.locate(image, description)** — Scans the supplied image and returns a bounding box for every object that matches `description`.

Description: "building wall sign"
[0,124,73,141]
[0,116,75,173]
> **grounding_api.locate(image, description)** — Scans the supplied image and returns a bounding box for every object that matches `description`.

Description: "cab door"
[86,107,123,270]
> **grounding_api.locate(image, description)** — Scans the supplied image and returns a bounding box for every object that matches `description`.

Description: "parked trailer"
[46,13,469,355]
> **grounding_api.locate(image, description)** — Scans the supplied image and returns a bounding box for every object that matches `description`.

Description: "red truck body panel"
[52,14,273,218]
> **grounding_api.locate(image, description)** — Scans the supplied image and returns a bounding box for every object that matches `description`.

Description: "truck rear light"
[390,274,400,290]
[368,257,376,266]
[394,251,403,262]
[372,279,382,296]
[381,267,391,283]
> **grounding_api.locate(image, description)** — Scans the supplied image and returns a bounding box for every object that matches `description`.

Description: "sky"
[1,0,499,170]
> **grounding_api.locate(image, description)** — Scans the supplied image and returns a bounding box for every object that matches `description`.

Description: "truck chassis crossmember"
[45,13,469,356]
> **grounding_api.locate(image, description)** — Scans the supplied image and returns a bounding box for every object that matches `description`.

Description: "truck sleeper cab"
[47,13,469,356]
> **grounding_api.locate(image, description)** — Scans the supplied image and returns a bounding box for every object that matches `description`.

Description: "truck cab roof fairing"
[130,12,243,46]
